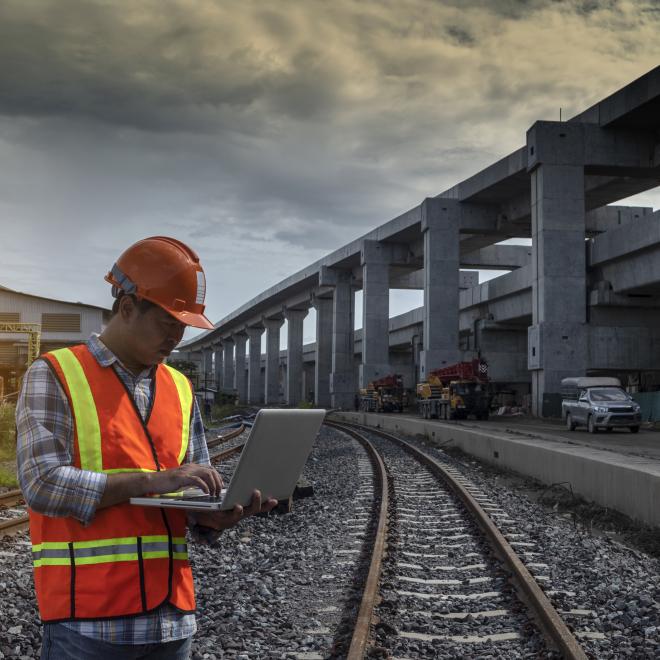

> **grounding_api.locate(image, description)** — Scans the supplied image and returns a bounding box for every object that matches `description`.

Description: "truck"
[359,374,407,413]
[416,359,491,421]
[561,377,641,433]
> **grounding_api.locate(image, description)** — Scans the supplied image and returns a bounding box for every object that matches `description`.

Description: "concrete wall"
[334,412,660,528]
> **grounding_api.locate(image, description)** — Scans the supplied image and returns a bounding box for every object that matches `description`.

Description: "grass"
[210,402,241,424]
[0,465,17,488]
[0,402,17,487]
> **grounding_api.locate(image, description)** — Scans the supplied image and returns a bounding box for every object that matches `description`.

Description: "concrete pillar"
[284,308,308,406]
[233,333,248,403]
[222,338,234,392]
[359,240,391,387]
[263,317,284,405]
[302,364,314,404]
[320,267,356,409]
[202,347,213,388]
[420,198,461,379]
[528,160,587,415]
[213,343,223,390]
[246,326,264,404]
[190,351,202,389]
[313,295,333,407]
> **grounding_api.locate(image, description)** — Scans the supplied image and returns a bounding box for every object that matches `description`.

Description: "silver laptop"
[130,408,325,511]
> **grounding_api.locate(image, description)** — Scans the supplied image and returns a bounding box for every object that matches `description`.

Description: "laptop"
[130,408,325,511]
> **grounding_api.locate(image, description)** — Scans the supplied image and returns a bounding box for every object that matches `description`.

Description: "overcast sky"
[1,0,659,344]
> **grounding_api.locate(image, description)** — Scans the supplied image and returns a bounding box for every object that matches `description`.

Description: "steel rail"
[0,489,23,507]
[324,420,389,660]
[0,513,29,535]
[338,420,588,660]
[209,442,245,463]
[207,424,245,450]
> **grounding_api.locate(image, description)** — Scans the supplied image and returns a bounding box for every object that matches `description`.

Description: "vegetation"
[0,402,18,487]
[167,359,198,377]
[210,401,240,422]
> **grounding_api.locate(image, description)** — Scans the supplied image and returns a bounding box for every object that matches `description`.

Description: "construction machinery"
[0,323,41,397]
[359,374,407,413]
[417,359,491,420]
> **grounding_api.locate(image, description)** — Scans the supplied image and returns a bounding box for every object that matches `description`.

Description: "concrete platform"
[330,412,660,529]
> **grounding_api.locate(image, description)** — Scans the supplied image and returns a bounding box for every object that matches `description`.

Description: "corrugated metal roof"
[0,283,110,312]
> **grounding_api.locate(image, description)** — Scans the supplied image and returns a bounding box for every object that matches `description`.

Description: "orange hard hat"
[105,236,214,330]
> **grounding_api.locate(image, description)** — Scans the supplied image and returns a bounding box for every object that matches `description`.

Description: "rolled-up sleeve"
[16,360,107,525]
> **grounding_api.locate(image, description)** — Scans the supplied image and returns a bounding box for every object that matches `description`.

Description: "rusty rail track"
[0,512,29,535]
[328,419,587,660]
[210,441,245,463]
[0,489,23,508]
[207,424,245,450]
[326,422,389,660]
[0,489,28,537]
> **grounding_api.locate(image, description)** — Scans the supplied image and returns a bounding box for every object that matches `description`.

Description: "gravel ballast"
[374,428,660,659]
[1,422,658,659]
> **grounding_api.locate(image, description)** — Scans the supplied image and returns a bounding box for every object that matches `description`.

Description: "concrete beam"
[391,269,479,290]
[590,210,660,268]
[527,121,660,173]
[461,245,531,270]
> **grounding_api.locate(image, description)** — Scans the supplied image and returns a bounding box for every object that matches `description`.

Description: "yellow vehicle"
[359,374,406,413]
[417,360,490,420]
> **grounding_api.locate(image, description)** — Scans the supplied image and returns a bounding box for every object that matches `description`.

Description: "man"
[16,236,277,659]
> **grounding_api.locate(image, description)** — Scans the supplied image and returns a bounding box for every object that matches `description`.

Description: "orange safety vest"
[30,344,196,622]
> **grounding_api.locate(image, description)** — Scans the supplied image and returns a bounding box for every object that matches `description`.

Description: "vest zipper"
[68,542,76,619]
[137,537,148,612]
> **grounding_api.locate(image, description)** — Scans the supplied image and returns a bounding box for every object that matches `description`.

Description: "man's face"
[122,298,186,367]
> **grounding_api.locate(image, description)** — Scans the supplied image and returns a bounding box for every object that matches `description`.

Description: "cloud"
[0,0,658,327]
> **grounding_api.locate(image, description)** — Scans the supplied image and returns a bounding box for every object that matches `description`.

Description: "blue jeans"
[41,624,193,660]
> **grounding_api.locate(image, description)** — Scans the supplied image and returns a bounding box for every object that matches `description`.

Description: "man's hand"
[193,489,279,531]
[147,463,224,496]
[99,463,223,510]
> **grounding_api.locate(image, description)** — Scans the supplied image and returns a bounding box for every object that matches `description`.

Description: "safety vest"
[29,344,196,622]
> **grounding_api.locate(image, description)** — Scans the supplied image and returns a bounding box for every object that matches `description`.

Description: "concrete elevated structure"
[177,67,660,416]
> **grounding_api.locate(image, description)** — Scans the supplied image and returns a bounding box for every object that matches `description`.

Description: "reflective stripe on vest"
[48,348,103,472]
[47,348,190,473]
[162,364,192,464]
[32,536,188,567]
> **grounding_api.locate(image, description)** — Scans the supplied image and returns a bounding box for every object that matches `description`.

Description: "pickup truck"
[561,377,641,433]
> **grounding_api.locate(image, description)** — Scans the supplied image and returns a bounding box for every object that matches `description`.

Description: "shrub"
[0,403,16,462]
[0,403,17,487]
[0,465,17,488]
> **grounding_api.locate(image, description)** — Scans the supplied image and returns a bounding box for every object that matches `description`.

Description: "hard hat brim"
[168,309,215,330]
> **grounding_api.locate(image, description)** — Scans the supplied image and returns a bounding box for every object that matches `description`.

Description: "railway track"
[0,488,28,536]
[0,425,247,538]
[327,420,592,659]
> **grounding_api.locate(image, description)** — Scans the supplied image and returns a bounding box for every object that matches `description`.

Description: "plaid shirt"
[16,334,209,644]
